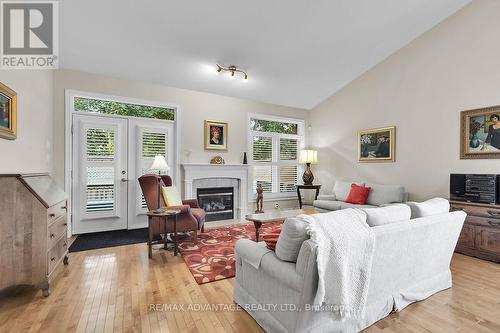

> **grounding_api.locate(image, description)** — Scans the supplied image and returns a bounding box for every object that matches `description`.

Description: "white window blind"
[249,115,303,196]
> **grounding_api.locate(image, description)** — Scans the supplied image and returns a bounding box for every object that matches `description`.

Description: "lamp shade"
[150,154,170,172]
[299,150,318,164]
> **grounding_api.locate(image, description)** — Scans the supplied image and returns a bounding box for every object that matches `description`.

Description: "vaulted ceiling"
[60,0,470,109]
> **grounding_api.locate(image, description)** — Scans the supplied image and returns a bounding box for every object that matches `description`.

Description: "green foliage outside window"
[75,97,175,120]
[250,118,298,135]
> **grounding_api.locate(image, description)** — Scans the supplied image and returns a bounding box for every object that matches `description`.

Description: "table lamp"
[150,154,170,213]
[299,150,318,185]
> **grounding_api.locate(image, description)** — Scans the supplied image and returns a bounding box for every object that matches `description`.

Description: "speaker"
[450,174,466,201]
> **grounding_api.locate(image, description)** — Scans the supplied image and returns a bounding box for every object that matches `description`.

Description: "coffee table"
[245,209,319,241]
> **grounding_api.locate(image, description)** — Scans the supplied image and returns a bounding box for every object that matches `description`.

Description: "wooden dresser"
[0,174,68,296]
[451,200,500,263]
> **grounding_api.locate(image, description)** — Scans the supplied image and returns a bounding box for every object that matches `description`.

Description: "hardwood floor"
[0,243,499,333]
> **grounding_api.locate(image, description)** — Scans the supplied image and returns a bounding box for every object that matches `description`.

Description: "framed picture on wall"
[357,126,396,162]
[0,82,17,140]
[461,105,500,159]
[204,120,228,151]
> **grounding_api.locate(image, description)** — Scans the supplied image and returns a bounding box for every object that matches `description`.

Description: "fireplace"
[197,187,234,222]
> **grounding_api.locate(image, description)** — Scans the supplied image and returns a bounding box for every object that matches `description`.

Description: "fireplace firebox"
[197,187,234,222]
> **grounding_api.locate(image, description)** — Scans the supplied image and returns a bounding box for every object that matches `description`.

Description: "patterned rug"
[178,223,282,284]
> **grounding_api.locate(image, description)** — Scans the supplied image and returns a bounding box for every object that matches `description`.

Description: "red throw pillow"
[345,184,371,205]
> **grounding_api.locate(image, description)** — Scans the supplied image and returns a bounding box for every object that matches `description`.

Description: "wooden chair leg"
[192,230,198,244]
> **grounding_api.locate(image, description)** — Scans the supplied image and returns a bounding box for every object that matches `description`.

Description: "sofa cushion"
[333,180,365,201]
[359,204,411,227]
[275,217,309,262]
[345,184,372,204]
[365,183,405,206]
[406,198,450,218]
[339,202,377,209]
[316,194,336,201]
[313,200,344,211]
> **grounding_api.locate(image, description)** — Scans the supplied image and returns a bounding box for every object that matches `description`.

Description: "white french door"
[127,118,174,229]
[72,114,174,234]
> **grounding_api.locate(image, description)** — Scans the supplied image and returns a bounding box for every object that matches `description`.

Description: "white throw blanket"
[303,208,375,320]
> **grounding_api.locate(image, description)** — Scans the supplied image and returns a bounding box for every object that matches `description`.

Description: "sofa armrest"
[182,199,200,209]
[316,194,336,201]
[236,239,303,291]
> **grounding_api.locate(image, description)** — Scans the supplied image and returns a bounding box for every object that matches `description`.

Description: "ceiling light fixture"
[216,64,248,81]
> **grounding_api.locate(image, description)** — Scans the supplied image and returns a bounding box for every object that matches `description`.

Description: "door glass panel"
[85,127,117,215]
[86,129,115,161]
[139,129,168,209]
[86,167,115,212]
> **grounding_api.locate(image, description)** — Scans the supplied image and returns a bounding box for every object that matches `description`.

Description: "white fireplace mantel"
[182,163,249,218]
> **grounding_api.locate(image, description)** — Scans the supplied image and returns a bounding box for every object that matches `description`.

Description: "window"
[249,114,304,197]
[74,97,175,120]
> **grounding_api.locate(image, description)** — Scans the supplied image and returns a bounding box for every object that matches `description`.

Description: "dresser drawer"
[450,202,500,219]
[47,237,68,274]
[465,215,500,228]
[475,226,500,255]
[48,215,67,249]
[47,200,67,224]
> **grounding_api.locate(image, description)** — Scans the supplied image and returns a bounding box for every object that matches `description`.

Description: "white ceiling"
[60,0,470,109]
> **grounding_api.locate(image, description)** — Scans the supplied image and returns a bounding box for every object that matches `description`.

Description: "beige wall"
[53,69,308,208]
[0,71,53,174]
[309,0,500,201]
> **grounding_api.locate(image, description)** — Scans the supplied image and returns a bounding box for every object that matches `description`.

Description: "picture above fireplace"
[197,187,234,222]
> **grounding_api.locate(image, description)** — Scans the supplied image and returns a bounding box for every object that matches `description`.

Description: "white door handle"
[121,178,129,182]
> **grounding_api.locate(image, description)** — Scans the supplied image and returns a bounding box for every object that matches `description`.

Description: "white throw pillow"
[406,198,450,219]
[275,216,309,262]
[365,183,405,206]
[333,180,365,202]
[359,204,411,227]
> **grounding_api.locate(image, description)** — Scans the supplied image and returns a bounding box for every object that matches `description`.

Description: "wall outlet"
[274,203,280,210]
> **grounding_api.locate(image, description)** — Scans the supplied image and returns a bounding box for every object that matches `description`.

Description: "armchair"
[138,174,206,243]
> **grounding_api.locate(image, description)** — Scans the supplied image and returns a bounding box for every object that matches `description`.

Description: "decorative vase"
[302,163,314,185]
[361,144,369,157]
[469,133,480,148]
[243,152,248,164]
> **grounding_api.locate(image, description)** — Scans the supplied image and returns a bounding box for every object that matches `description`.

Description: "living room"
[1,1,499,332]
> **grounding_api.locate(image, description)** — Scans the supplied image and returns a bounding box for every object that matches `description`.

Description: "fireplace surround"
[182,164,249,220]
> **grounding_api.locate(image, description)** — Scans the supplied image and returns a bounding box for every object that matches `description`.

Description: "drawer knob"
[63,223,67,226]
[487,210,500,217]
[49,213,56,218]
[50,257,56,262]
[488,220,500,226]
[50,233,55,238]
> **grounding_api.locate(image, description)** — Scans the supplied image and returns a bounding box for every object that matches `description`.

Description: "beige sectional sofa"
[234,199,465,332]
[313,180,409,211]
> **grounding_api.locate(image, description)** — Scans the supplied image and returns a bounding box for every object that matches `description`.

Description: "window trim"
[247,113,305,201]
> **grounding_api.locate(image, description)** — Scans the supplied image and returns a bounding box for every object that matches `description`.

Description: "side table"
[296,184,321,209]
[146,209,181,258]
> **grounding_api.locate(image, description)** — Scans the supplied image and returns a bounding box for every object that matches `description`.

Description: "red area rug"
[178,223,281,284]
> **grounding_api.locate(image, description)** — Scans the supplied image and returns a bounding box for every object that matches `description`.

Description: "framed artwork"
[357,126,395,162]
[0,82,17,140]
[461,105,500,159]
[204,120,228,151]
